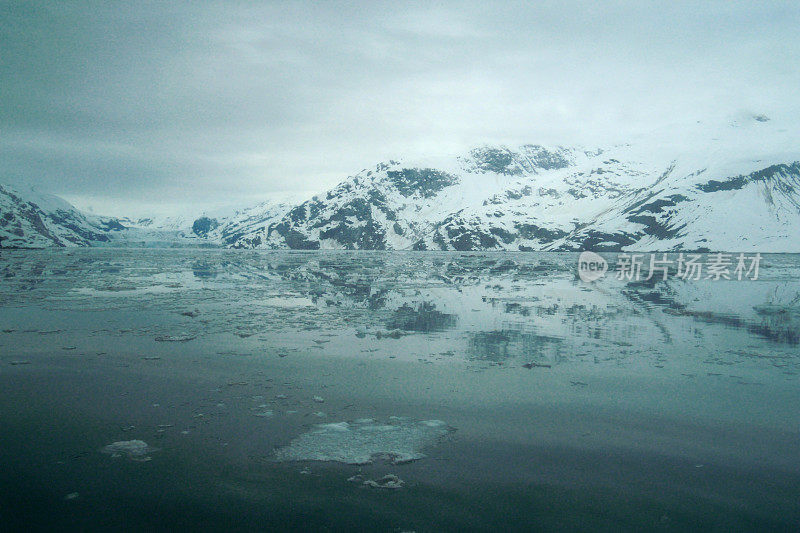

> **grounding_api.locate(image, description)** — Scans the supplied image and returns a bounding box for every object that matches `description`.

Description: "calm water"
[1,249,799,531]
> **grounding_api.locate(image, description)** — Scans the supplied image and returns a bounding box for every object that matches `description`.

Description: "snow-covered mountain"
[194,197,302,247]
[3,115,799,251]
[0,185,302,248]
[226,115,800,252]
[110,196,301,247]
[0,184,125,248]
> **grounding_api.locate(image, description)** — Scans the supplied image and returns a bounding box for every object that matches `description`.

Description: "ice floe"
[101,440,156,462]
[363,474,404,490]
[273,417,453,465]
[154,334,196,342]
[253,407,274,417]
[346,473,406,489]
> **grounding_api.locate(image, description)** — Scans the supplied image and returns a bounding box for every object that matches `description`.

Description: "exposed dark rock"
[385,168,459,197]
[192,216,219,237]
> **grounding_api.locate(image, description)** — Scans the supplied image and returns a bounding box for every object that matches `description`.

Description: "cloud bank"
[2,1,799,214]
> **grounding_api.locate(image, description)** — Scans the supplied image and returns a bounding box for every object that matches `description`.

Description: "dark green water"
[1,250,798,531]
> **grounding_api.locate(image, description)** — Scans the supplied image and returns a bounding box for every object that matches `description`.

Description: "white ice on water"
[273,417,451,465]
[101,440,156,461]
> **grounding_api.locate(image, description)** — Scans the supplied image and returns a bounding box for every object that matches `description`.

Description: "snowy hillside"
[0,184,125,248]
[3,115,798,251]
[231,115,800,252]
[0,184,301,248]
[112,196,301,247]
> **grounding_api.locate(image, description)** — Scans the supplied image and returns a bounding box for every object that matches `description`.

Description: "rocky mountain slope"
[224,116,800,252]
[112,198,298,248]
[0,184,124,248]
[3,115,798,251]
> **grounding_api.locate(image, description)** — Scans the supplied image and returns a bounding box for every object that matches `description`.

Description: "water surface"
[1,250,798,531]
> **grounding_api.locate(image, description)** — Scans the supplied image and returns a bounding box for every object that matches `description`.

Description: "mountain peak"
[3,123,800,251]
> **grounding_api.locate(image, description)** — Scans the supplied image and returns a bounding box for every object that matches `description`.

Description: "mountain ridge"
[3,118,799,252]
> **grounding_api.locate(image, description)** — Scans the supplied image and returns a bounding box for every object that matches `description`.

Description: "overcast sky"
[2,1,799,215]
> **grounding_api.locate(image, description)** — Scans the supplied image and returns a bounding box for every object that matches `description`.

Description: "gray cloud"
[2,0,799,214]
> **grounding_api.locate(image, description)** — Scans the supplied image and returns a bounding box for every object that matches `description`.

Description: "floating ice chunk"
[262,296,315,309]
[101,440,156,462]
[154,334,196,342]
[359,424,396,432]
[363,474,404,490]
[319,422,349,431]
[273,417,453,465]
